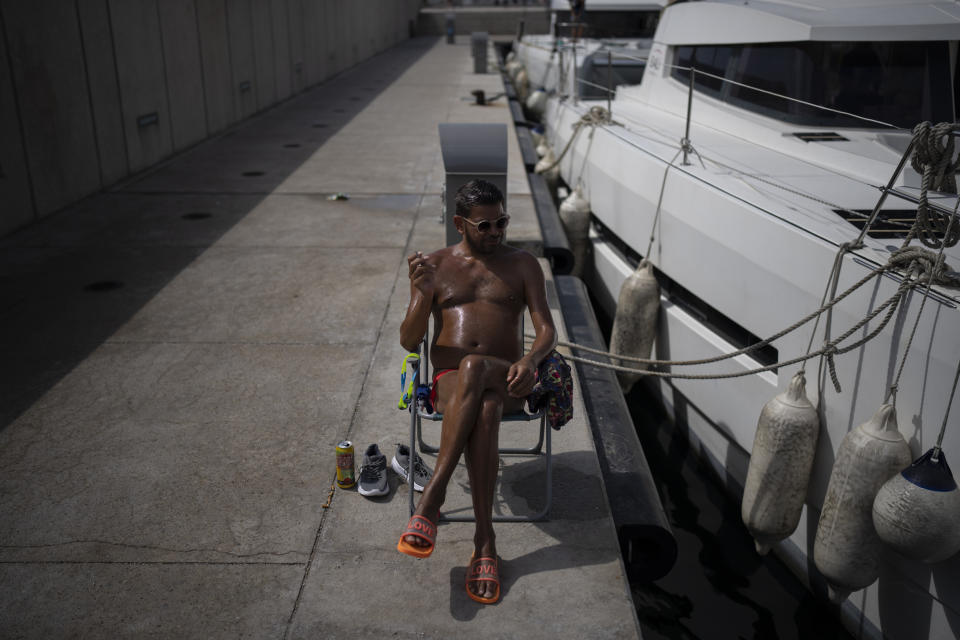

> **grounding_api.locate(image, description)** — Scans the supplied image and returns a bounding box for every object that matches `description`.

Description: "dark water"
[623,385,854,640]
[583,292,852,639]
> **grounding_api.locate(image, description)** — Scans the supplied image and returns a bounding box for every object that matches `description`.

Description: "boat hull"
[547,92,960,639]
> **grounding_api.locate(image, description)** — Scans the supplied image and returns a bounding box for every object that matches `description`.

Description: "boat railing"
[550,43,960,221]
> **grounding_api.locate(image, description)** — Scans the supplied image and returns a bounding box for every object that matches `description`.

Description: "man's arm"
[506,254,558,398]
[400,251,436,352]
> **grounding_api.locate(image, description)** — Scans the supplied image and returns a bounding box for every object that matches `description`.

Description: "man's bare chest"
[435,263,524,310]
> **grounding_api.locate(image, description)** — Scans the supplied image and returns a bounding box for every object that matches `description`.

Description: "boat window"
[672,46,732,96]
[670,41,955,129]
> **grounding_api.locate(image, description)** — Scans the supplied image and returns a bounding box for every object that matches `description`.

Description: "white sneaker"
[391,443,433,492]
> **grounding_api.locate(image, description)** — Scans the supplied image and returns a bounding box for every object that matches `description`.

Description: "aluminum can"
[335,440,356,488]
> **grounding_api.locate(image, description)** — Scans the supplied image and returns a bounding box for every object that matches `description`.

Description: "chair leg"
[417,418,440,454]
[438,415,552,523]
[408,408,418,517]
[496,416,545,455]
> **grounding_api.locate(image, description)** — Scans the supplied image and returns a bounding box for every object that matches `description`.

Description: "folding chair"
[406,321,552,523]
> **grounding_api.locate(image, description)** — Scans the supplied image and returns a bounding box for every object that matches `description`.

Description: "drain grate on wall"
[181,212,212,220]
[283,143,301,148]
[242,171,265,177]
[834,209,916,238]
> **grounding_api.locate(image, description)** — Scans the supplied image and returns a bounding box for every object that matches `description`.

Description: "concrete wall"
[0,0,421,237]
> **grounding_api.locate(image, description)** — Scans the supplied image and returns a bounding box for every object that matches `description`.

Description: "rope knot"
[910,121,960,249]
[889,246,960,288]
[822,344,843,393]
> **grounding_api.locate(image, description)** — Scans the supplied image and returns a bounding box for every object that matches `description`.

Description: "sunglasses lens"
[466,216,508,233]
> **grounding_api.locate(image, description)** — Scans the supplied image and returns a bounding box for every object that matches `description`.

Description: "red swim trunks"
[429,369,457,407]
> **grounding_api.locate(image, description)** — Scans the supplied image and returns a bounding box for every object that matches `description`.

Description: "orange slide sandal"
[396,515,437,558]
[465,555,500,604]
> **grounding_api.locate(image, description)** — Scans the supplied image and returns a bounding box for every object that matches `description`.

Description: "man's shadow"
[444,449,621,618]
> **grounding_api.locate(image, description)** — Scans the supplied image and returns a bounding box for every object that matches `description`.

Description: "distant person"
[396,180,559,604]
[569,0,585,40]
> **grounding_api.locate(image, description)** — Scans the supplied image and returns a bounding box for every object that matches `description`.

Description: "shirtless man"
[397,179,557,604]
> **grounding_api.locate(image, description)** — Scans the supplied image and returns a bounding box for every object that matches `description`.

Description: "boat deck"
[0,37,641,639]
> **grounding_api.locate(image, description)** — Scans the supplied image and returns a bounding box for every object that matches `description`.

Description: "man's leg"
[403,354,514,549]
[464,390,502,599]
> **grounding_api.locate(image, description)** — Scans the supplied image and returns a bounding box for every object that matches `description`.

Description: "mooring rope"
[526,116,960,384]
[911,121,960,249]
[932,358,960,462]
[536,106,618,174]
[886,204,958,403]
[539,47,556,89]
[525,242,957,383]
[644,149,683,259]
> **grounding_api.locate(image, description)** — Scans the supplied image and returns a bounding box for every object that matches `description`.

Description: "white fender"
[536,138,550,158]
[535,149,559,190]
[813,404,912,603]
[526,89,548,119]
[609,260,660,392]
[505,51,516,64]
[530,126,545,148]
[515,69,530,102]
[558,186,591,279]
[741,370,820,555]
[873,448,960,563]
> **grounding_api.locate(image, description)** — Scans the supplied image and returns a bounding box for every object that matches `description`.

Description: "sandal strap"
[468,556,499,580]
[403,515,436,542]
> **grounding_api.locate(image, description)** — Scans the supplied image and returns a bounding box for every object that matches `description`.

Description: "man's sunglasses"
[460,215,510,233]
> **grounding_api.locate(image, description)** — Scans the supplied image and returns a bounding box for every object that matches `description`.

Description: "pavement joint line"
[106,190,531,198]
[283,190,425,637]
[112,191,431,196]
[94,340,378,348]
[0,540,306,558]
[2,245,411,250]
[0,560,304,566]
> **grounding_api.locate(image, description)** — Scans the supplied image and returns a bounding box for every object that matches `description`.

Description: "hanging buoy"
[558,185,591,279]
[813,404,912,603]
[526,88,547,120]
[515,69,530,102]
[506,60,522,79]
[609,260,660,392]
[741,370,820,555]
[505,51,516,64]
[534,149,555,174]
[536,138,550,158]
[872,447,960,563]
[535,149,559,190]
[531,125,545,148]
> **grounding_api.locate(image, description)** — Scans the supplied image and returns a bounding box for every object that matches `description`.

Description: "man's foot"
[466,554,500,604]
[466,537,499,602]
[397,513,438,558]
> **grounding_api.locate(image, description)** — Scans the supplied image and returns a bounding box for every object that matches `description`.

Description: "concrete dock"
[0,37,640,639]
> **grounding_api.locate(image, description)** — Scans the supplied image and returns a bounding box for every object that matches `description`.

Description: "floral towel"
[527,350,573,430]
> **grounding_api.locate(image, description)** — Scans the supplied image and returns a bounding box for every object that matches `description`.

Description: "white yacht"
[535,1,960,638]
[512,0,662,97]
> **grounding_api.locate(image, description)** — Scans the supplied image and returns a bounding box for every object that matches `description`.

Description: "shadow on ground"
[437,449,621,621]
[0,39,435,432]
